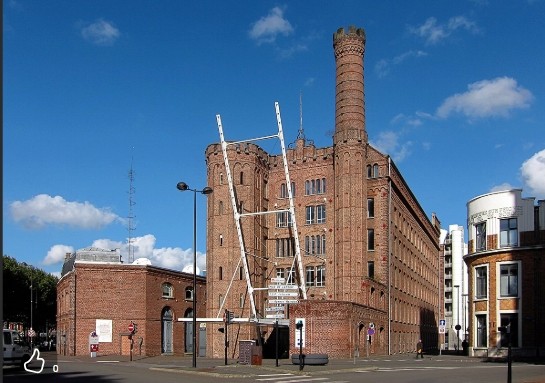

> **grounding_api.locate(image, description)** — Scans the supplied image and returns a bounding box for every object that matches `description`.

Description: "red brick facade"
[204,26,442,358]
[57,263,206,357]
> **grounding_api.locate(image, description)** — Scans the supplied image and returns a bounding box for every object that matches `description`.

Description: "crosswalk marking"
[256,376,329,383]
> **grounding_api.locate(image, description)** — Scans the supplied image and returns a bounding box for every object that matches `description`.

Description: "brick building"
[204,26,442,358]
[57,248,206,356]
[465,189,545,358]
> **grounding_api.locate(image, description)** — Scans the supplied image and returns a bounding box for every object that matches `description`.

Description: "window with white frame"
[162,283,173,298]
[316,265,325,287]
[286,268,296,285]
[306,205,326,225]
[275,268,285,280]
[185,286,193,300]
[476,222,486,251]
[305,266,315,287]
[276,211,292,228]
[475,266,488,299]
[500,218,518,247]
[500,263,518,297]
[305,265,325,287]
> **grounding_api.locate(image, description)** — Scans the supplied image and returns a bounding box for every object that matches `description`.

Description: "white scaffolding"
[215,102,307,322]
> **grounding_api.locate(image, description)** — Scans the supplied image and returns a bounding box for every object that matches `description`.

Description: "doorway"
[161,307,173,354]
[184,308,194,353]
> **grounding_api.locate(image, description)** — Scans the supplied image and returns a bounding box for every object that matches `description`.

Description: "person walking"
[416,339,424,359]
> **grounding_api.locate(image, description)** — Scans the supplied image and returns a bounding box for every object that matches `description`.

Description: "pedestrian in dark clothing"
[416,339,424,359]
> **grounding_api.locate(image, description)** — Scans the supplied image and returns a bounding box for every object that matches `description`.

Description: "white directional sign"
[269,299,299,304]
[268,284,299,290]
[265,306,285,312]
[271,277,286,283]
[268,291,299,297]
[266,314,285,319]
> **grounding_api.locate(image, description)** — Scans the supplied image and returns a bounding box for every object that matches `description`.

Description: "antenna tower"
[127,158,136,263]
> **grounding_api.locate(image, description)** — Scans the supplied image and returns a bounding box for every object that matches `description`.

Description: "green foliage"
[2,255,58,331]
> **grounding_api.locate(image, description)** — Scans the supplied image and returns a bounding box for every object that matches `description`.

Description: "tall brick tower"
[332,26,368,303]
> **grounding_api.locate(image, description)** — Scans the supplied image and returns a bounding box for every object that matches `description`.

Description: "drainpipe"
[387,156,392,355]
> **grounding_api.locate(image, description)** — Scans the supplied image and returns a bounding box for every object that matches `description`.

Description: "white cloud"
[409,16,479,45]
[10,194,120,229]
[521,149,545,197]
[436,77,533,119]
[44,244,75,265]
[249,6,293,45]
[52,234,207,273]
[375,50,427,78]
[490,183,516,193]
[81,19,120,46]
[370,131,413,162]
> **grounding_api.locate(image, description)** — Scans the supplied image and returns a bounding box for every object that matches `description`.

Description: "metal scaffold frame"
[215,102,307,322]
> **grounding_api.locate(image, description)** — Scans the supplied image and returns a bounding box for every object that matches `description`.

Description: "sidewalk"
[57,353,482,378]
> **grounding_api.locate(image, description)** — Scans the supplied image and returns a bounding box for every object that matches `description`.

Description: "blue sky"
[4,0,545,277]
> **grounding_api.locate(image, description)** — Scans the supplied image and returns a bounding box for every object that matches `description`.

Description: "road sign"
[266,314,285,319]
[271,277,286,283]
[27,328,36,338]
[268,284,299,290]
[268,291,299,297]
[367,328,375,336]
[439,319,446,326]
[265,306,285,312]
[128,322,135,333]
[269,299,299,304]
[439,326,446,334]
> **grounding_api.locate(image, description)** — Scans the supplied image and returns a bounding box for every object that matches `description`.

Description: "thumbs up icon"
[24,348,45,374]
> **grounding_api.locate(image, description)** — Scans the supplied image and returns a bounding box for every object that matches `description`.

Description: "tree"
[2,255,58,333]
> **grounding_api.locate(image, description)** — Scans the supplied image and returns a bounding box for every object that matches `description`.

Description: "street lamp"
[454,285,460,354]
[176,181,213,368]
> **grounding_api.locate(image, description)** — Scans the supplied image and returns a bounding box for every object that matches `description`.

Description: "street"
[3,354,545,383]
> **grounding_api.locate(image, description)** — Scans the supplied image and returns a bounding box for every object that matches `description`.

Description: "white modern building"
[441,224,468,351]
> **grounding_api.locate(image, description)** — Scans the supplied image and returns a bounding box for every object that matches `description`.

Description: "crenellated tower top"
[333,26,367,145]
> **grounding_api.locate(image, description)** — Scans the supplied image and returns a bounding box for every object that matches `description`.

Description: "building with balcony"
[465,189,545,358]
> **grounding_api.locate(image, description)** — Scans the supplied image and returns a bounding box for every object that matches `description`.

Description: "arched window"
[373,164,379,178]
[185,286,194,301]
[162,283,173,298]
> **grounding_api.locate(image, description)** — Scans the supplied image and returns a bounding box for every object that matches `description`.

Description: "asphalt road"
[3,354,544,383]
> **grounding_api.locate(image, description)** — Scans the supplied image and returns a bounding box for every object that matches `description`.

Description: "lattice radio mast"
[127,157,136,263]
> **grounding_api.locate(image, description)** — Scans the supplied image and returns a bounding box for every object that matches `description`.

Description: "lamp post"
[177,181,213,368]
[454,285,460,354]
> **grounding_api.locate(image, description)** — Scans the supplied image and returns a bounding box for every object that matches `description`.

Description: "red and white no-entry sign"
[128,322,134,333]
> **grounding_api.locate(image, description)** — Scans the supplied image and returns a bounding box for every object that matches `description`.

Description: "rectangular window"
[476,314,487,347]
[475,266,487,299]
[305,266,315,287]
[275,268,285,279]
[500,313,519,347]
[500,218,518,247]
[306,206,315,224]
[280,183,287,198]
[500,263,518,297]
[368,261,375,279]
[476,222,486,251]
[367,229,375,250]
[316,205,326,224]
[316,265,325,287]
[276,212,292,228]
[367,198,375,218]
[286,268,296,285]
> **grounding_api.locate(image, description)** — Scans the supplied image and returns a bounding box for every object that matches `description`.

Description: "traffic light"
[296,320,303,330]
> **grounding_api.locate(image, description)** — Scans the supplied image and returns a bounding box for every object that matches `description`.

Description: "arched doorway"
[161,307,173,354]
[357,323,365,357]
[184,308,194,353]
